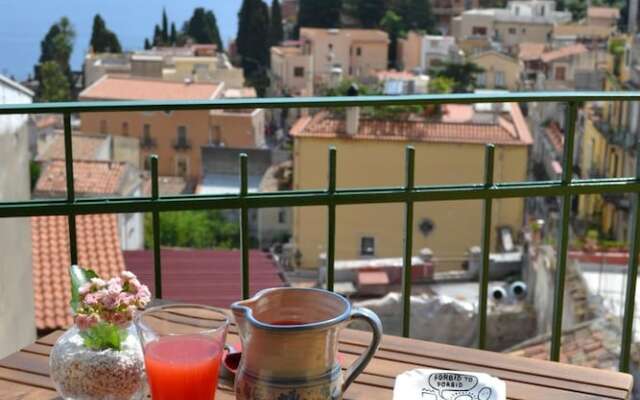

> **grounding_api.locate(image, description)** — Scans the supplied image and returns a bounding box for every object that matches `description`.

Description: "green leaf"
[69,265,99,312]
[80,323,127,351]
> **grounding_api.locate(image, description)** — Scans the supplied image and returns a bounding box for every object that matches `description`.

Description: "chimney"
[346,83,360,136]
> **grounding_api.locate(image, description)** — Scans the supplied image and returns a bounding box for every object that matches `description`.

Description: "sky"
[0,0,253,80]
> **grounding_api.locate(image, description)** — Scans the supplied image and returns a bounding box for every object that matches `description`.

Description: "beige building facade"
[79,76,264,179]
[270,44,314,96]
[299,28,389,85]
[471,51,523,90]
[291,104,532,270]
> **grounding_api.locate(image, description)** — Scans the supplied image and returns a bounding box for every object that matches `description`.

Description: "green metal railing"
[1,92,640,372]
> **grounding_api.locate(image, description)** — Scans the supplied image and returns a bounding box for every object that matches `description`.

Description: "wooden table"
[0,315,633,400]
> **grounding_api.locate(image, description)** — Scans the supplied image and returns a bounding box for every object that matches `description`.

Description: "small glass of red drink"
[135,304,229,400]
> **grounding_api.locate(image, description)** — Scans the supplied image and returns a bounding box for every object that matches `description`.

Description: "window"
[508,27,516,35]
[177,126,187,143]
[360,237,375,256]
[143,124,151,140]
[356,47,362,56]
[495,71,505,87]
[121,122,129,136]
[294,66,305,77]
[522,27,526,33]
[144,157,151,171]
[328,43,333,50]
[176,156,188,177]
[476,72,486,87]
[278,209,287,224]
[514,6,520,15]
[99,120,107,134]
[555,66,566,80]
[209,126,221,145]
[472,26,487,36]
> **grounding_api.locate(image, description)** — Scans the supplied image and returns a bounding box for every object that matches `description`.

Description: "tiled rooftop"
[300,27,389,42]
[541,44,588,63]
[124,249,286,308]
[36,131,109,162]
[79,75,222,101]
[291,105,532,146]
[545,121,564,153]
[507,317,640,370]
[518,43,546,61]
[32,214,125,330]
[587,6,620,19]
[34,160,132,197]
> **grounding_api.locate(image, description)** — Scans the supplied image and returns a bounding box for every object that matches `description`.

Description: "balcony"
[595,120,637,149]
[140,135,157,149]
[1,92,640,399]
[172,137,191,150]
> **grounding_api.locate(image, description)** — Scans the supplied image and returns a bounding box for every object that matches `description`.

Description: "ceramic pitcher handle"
[342,307,383,393]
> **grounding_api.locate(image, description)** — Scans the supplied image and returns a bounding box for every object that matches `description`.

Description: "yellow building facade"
[291,106,532,270]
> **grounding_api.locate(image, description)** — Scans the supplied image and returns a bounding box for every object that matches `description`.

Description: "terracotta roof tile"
[506,317,640,370]
[545,121,564,153]
[291,104,532,146]
[79,75,222,101]
[541,44,588,63]
[124,249,286,308]
[32,214,125,330]
[519,43,546,61]
[587,6,620,19]
[34,160,130,197]
[37,131,109,162]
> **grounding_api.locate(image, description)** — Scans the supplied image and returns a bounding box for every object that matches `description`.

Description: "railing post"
[150,155,162,299]
[550,102,578,361]
[402,146,415,338]
[619,154,640,372]
[63,112,78,265]
[240,153,250,299]
[326,146,337,291]
[478,144,495,350]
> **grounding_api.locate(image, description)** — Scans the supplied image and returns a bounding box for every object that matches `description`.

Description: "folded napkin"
[393,369,506,400]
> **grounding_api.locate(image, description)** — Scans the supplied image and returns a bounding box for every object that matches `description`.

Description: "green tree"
[270,0,284,46]
[162,8,169,44]
[90,14,122,53]
[428,76,454,93]
[144,38,151,50]
[40,61,71,101]
[349,0,389,28]
[36,17,75,98]
[430,60,485,92]
[391,0,436,32]
[297,0,342,29]
[185,8,224,50]
[170,22,177,45]
[609,37,626,78]
[237,0,271,96]
[380,10,404,69]
[153,24,162,46]
[144,211,240,249]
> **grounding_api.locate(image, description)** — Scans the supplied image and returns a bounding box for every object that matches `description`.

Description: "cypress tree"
[170,22,177,45]
[205,10,224,50]
[36,17,75,99]
[237,0,271,96]
[162,8,169,43]
[144,38,151,50]
[153,24,162,46]
[270,0,284,46]
[185,8,223,49]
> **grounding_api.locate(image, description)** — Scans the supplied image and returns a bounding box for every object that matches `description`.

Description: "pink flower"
[121,271,136,281]
[83,292,100,306]
[90,278,107,288]
[78,283,92,296]
[117,292,136,307]
[135,286,151,307]
[106,277,123,294]
[109,310,132,327]
[76,313,99,330]
[100,292,121,310]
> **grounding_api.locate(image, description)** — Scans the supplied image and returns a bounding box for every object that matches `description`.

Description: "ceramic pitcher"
[231,287,382,400]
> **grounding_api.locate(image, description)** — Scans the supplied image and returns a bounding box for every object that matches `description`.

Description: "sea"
[0,0,254,80]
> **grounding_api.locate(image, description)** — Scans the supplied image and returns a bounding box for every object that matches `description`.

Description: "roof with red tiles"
[507,317,640,369]
[124,249,287,308]
[545,121,564,153]
[79,75,222,101]
[541,44,588,63]
[587,6,620,19]
[291,104,532,146]
[32,214,125,330]
[36,131,109,162]
[34,160,137,197]
[518,43,546,61]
